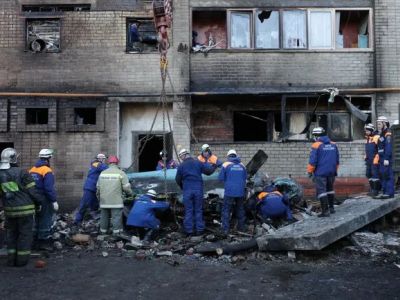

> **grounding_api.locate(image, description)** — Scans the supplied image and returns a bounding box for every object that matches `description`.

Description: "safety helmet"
[0,148,18,170]
[107,155,119,164]
[312,127,325,136]
[38,148,53,159]
[201,144,210,152]
[159,150,167,157]
[146,189,157,198]
[364,123,375,132]
[96,153,106,160]
[377,116,388,123]
[178,148,189,158]
[227,149,237,157]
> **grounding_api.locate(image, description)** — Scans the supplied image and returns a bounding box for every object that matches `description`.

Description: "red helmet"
[108,155,119,164]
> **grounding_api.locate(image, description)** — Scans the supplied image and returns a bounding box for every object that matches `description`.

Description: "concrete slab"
[257,196,400,251]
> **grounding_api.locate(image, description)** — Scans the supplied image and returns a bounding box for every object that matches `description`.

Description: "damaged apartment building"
[0,0,399,207]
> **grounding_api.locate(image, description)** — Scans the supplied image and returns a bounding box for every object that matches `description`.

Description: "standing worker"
[0,148,44,266]
[218,149,247,235]
[175,149,213,236]
[307,127,340,217]
[197,144,222,171]
[97,155,132,236]
[74,153,108,225]
[364,123,381,197]
[156,150,177,170]
[126,189,170,243]
[29,148,58,250]
[376,116,394,199]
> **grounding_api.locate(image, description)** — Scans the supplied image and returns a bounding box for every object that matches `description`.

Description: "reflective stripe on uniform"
[99,174,122,180]
[1,181,19,192]
[7,248,16,254]
[318,192,328,198]
[25,182,36,189]
[5,209,35,217]
[17,250,31,256]
[4,204,35,211]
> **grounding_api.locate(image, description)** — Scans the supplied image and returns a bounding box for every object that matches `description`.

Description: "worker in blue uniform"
[156,150,177,170]
[126,189,170,242]
[175,149,213,236]
[197,144,222,173]
[74,153,108,224]
[307,127,340,217]
[376,116,394,199]
[364,123,381,197]
[256,188,293,222]
[219,149,247,234]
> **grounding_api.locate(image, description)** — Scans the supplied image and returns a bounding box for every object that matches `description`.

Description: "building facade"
[0,0,399,208]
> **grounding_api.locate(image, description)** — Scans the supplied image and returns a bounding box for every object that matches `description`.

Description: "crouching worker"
[126,189,170,243]
[0,148,44,267]
[256,188,293,223]
[97,155,132,236]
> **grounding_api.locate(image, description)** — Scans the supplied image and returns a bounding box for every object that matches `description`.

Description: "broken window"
[74,108,96,125]
[26,108,48,125]
[255,10,279,49]
[22,5,91,12]
[192,11,227,49]
[230,12,251,49]
[348,96,372,140]
[126,19,158,53]
[309,11,333,49]
[26,19,60,52]
[234,111,275,141]
[336,10,370,48]
[282,10,307,49]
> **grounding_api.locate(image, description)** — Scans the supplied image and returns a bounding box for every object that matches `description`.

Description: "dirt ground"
[1,247,400,300]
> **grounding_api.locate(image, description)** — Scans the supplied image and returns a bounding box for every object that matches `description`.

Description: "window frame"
[227,10,254,49]
[308,9,334,50]
[126,18,159,54]
[25,17,61,53]
[281,9,308,50]
[255,9,280,49]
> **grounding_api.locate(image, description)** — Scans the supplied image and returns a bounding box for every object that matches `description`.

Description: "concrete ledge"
[257,196,400,251]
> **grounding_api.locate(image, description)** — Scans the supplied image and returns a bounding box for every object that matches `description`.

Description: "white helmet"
[201,144,210,152]
[178,148,189,158]
[312,127,325,136]
[0,148,18,170]
[146,189,157,197]
[364,123,375,131]
[96,153,106,160]
[38,148,53,159]
[377,116,388,122]
[227,149,237,157]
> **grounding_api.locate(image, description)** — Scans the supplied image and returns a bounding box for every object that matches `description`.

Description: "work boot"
[380,194,392,200]
[318,197,330,218]
[328,196,335,214]
[143,229,158,243]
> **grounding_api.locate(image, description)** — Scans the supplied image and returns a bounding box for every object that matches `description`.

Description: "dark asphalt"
[1,253,400,300]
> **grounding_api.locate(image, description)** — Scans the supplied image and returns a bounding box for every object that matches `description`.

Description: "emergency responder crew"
[256,187,293,222]
[97,155,132,235]
[364,123,381,196]
[307,127,340,217]
[218,149,247,235]
[156,150,177,170]
[74,153,108,225]
[126,189,170,243]
[29,148,58,250]
[175,149,213,236]
[0,148,44,266]
[376,116,394,199]
[197,144,222,172]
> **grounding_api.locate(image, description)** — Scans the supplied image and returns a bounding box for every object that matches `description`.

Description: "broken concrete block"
[351,232,392,256]
[257,197,400,251]
[287,251,296,260]
[116,241,124,249]
[53,241,63,250]
[102,251,109,257]
[72,233,90,244]
[52,232,61,240]
[156,251,173,257]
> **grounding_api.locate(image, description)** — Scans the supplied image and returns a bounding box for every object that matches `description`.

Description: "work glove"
[384,160,389,166]
[308,172,315,182]
[52,202,59,212]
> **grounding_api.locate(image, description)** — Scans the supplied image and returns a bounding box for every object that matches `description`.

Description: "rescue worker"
[376,116,394,199]
[0,148,44,266]
[97,155,132,235]
[74,153,108,225]
[156,150,177,170]
[364,123,381,197]
[197,144,222,171]
[29,148,58,249]
[175,149,213,236]
[307,127,340,217]
[126,189,170,242]
[256,187,293,222]
[218,149,247,235]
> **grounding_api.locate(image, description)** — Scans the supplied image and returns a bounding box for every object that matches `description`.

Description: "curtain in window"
[310,11,332,48]
[283,11,306,48]
[230,12,251,48]
[255,10,279,49]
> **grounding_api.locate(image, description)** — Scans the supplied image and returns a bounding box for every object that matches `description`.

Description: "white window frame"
[227,10,253,49]
[308,9,334,50]
[281,9,308,50]
[255,9,280,49]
